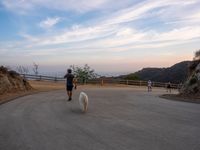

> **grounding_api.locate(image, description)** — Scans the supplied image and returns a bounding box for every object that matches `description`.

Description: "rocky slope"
[0,66,32,95]
[180,60,200,97]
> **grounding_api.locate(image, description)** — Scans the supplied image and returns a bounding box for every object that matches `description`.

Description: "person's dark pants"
[66,85,73,91]
[66,85,73,101]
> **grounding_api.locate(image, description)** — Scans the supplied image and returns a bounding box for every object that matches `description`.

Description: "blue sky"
[0,0,200,75]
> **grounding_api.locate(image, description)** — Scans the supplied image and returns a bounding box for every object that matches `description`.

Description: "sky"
[0,0,200,76]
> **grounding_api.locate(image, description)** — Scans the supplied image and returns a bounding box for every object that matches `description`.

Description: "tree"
[70,64,97,83]
[194,49,200,60]
[16,66,29,74]
[189,49,200,74]
[33,63,39,75]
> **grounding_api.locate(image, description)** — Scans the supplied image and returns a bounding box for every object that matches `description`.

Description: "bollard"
[101,80,104,86]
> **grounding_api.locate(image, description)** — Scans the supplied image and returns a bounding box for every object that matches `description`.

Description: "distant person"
[178,82,183,92]
[64,69,75,101]
[166,82,172,93]
[147,80,152,92]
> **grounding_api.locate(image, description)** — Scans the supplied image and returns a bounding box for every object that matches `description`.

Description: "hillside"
[0,66,32,95]
[122,61,191,83]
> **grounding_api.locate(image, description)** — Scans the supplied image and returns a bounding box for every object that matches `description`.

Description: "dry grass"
[0,80,66,104]
[29,80,65,91]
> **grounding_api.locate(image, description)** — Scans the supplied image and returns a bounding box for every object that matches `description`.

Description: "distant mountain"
[122,61,191,83]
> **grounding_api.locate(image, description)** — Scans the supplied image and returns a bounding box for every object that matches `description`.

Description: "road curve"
[0,87,200,150]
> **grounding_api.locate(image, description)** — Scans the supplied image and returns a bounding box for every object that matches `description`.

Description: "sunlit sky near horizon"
[0,0,200,76]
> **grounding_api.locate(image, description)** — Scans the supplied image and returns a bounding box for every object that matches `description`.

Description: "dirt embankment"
[0,66,32,94]
[0,66,33,103]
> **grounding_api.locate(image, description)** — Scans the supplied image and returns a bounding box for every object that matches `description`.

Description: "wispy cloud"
[1,0,111,13]
[1,0,200,70]
[39,17,61,29]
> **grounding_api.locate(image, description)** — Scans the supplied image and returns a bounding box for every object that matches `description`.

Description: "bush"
[189,77,197,85]
[0,66,8,74]
[8,70,19,78]
[124,73,140,80]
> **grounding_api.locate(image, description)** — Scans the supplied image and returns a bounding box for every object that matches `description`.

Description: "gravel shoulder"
[160,94,200,104]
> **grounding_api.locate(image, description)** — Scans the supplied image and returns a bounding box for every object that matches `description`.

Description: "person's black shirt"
[64,73,74,86]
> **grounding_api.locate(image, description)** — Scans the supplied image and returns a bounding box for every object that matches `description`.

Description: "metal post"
[101,79,104,86]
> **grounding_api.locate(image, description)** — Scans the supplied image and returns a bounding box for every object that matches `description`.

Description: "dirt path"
[0,87,200,150]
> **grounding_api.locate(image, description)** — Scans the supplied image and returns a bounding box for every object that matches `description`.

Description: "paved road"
[0,86,200,150]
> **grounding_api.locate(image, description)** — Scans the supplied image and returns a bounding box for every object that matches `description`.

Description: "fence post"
[140,80,141,86]
[101,79,104,86]
[54,77,57,82]
[126,80,129,85]
[39,75,42,81]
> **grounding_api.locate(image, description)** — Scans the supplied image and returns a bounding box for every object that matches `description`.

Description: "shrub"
[8,70,19,78]
[189,77,197,85]
[189,60,200,73]
[193,86,199,93]
[0,66,8,74]
[124,73,140,80]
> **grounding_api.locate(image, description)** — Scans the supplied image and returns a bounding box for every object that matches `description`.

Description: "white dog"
[79,92,89,113]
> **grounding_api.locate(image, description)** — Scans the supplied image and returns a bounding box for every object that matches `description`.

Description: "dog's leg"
[83,101,86,112]
[85,101,88,112]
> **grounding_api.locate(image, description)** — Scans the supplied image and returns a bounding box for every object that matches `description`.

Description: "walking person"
[178,82,183,92]
[64,69,75,101]
[166,82,172,93]
[147,80,152,92]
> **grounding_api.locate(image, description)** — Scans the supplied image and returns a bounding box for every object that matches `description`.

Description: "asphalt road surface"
[0,86,200,150]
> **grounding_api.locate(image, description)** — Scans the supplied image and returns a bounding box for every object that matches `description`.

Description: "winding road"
[0,86,200,150]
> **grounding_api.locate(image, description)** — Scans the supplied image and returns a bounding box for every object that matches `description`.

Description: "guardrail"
[21,74,179,88]
[21,74,65,82]
[86,79,179,89]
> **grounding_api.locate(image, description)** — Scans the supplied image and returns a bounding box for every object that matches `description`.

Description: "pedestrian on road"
[148,80,152,92]
[166,82,172,93]
[64,69,75,101]
[178,82,183,92]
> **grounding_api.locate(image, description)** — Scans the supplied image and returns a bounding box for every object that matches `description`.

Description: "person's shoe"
[68,97,72,101]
